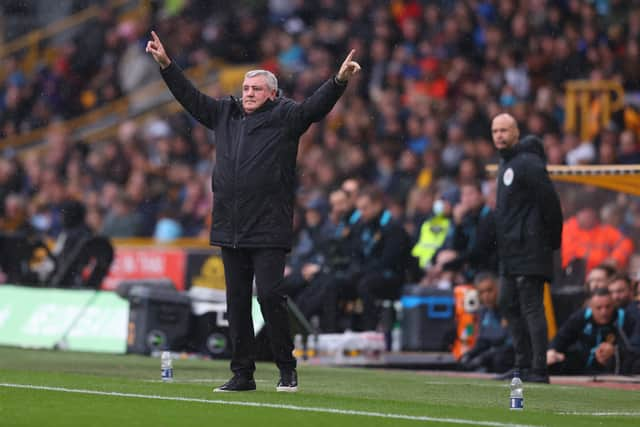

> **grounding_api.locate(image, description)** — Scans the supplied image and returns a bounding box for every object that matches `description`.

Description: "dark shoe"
[214,375,256,392]
[524,372,550,384]
[493,368,530,381]
[276,369,298,392]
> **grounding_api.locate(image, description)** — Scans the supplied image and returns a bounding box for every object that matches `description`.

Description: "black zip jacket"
[161,63,346,249]
[495,135,563,280]
[350,210,411,278]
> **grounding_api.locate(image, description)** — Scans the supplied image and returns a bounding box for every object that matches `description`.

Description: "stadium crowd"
[1,0,640,374]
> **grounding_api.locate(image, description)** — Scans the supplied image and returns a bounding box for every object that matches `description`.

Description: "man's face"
[587,268,609,292]
[356,195,382,223]
[460,185,483,211]
[305,209,322,228]
[476,279,498,309]
[609,279,632,308]
[330,190,350,218]
[491,114,519,150]
[342,179,359,206]
[242,75,275,113]
[590,294,614,325]
[576,207,598,230]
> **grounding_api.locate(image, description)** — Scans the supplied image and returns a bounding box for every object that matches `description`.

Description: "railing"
[0,0,136,64]
[3,60,252,153]
[81,63,251,144]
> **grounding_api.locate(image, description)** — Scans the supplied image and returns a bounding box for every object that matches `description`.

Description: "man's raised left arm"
[285,50,361,134]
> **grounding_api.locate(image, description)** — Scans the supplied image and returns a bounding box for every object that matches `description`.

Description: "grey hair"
[244,69,278,92]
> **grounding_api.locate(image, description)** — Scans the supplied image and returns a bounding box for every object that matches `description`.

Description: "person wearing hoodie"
[491,113,563,383]
[147,31,361,392]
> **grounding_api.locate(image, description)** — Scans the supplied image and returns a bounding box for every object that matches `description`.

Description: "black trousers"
[221,247,296,377]
[301,270,403,332]
[357,272,404,331]
[498,275,548,375]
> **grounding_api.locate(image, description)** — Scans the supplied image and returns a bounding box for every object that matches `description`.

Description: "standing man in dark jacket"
[492,113,563,383]
[146,31,360,392]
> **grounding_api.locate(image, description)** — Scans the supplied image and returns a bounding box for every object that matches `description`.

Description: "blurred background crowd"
[1,0,640,371]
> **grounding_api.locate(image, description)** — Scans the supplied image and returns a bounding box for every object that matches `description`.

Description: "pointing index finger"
[151,30,160,43]
[345,49,355,63]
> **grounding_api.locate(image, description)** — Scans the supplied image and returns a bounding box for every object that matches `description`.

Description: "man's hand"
[146,31,171,69]
[336,49,361,83]
[595,342,615,365]
[546,349,565,365]
[452,202,468,225]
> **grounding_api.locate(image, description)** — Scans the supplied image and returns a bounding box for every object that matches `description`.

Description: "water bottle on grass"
[161,351,173,382]
[509,370,523,410]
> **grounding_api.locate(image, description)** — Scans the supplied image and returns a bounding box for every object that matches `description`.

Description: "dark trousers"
[498,275,548,375]
[303,271,403,332]
[357,272,404,331]
[221,247,296,377]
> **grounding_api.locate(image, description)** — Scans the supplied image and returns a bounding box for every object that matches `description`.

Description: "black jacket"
[443,205,498,279]
[350,210,410,278]
[161,63,346,249]
[495,135,563,280]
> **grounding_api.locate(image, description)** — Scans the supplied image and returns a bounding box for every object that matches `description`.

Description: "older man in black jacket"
[492,113,563,383]
[147,31,360,392]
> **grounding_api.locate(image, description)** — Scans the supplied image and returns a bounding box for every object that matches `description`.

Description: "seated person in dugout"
[458,272,514,373]
[316,186,410,332]
[608,273,640,350]
[608,273,639,316]
[547,288,640,375]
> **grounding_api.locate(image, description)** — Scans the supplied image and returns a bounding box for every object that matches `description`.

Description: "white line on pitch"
[557,411,640,417]
[0,382,537,427]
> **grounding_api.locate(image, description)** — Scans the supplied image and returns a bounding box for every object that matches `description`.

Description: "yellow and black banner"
[487,164,640,196]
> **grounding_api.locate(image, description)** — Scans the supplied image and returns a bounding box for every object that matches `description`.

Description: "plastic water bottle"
[161,351,173,382]
[509,370,524,410]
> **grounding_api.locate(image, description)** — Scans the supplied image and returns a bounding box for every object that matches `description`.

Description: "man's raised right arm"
[146,31,220,129]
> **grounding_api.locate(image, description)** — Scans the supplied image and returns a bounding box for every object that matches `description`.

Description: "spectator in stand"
[586,263,618,293]
[403,186,435,242]
[562,194,635,274]
[100,192,143,238]
[459,272,513,373]
[441,181,498,281]
[409,188,457,278]
[547,288,639,375]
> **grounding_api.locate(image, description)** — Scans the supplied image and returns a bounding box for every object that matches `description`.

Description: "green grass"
[0,347,637,426]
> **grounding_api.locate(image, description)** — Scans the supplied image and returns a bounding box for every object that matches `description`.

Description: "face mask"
[436,278,452,290]
[500,94,515,107]
[433,200,445,216]
[31,214,51,231]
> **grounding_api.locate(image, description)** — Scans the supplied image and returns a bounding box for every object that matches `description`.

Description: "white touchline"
[557,412,640,417]
[0,382,538,427]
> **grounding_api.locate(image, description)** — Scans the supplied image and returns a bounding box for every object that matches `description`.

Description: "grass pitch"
[1,347,638,426]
